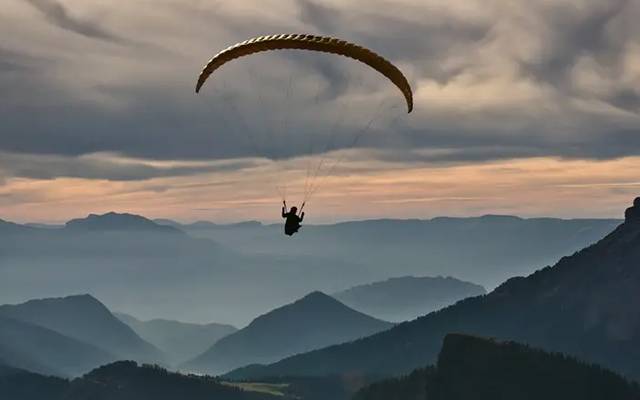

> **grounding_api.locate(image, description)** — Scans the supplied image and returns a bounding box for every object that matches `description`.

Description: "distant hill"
[116,313,237,365]
[334,276,486,322]
[0,212,220,260]
[355,334,640,400]
[0,361,279,400]
[183,292,393,375]
[0,295,164,364]
[226,198,640,381]
[66,212,182,234]
[0,315,115,377]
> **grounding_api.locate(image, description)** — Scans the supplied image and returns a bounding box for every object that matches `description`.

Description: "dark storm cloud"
[0,48,33,73]
[0,152,257,182]
[0,47,52,105]
[519,0,630,90]
[608,90,640,113]
[297,0,491,84]
[493,0,640,116]
[286,53,353,101]
[298,0,340,34]
[25,0,126,43]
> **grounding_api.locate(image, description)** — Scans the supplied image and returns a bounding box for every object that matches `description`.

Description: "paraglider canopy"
[195,34,413,113]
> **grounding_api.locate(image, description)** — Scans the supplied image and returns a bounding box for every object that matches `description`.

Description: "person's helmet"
[290,206,298,213]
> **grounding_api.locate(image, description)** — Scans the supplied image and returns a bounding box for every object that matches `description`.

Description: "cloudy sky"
[1,0,639,223]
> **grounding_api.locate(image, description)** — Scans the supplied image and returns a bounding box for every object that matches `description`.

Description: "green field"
[222,381,291,397]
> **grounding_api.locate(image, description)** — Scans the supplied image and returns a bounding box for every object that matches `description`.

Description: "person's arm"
[300,212,305,222]
[282,201,287,218]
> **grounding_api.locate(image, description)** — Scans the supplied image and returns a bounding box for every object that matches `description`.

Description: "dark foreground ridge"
[354,334,640,400]
[0,361,279,400]
[3,335,638,400]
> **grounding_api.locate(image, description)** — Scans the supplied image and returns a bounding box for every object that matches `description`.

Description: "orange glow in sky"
[1,155,638,224]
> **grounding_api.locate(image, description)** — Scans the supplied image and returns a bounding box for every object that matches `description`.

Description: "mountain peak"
[248,291,380,328]
[5,294,104,311]
[273,291,377,317]
[624,197,640,224]
[184,291,392,375]
[297,290,334,303]
[65,212,181,233]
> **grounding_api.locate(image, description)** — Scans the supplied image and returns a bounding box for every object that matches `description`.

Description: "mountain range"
[226,198,640,381]
[1,199,639,398]
[0,212,369,326]
[183,292,393,375]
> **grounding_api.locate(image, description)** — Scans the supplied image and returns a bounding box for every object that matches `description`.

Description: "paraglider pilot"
[282,201,304,236]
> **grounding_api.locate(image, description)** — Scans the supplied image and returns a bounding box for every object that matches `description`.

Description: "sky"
[1,0,639,223]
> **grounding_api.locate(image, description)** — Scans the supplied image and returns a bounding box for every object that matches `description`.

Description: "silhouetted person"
[282,201,304,236]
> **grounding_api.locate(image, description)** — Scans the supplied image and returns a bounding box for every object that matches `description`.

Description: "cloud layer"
[1,0,639,220]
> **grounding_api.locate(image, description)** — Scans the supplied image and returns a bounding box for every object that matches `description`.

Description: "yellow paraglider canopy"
[195,34,413,113]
